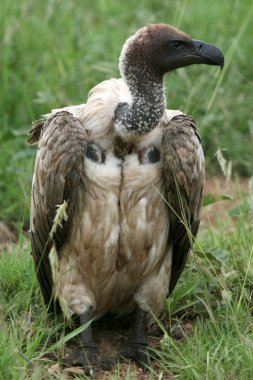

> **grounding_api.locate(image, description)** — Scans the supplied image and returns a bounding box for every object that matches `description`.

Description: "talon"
[63,347,100,377]
[120,342,150,370]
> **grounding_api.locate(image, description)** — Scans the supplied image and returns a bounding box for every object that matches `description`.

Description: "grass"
[1,191,253,379]
[0,0,253,378]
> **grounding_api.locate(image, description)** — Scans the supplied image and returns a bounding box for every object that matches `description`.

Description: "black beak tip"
[192,39,225,69]
[208,46,225,69]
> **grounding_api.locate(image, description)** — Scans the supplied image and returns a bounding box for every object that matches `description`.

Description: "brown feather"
[162,114,205,294]
[30,111,87,308]
[27,119,45,145]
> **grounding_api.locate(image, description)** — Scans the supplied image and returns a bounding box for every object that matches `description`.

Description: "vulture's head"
[120,24,224,80]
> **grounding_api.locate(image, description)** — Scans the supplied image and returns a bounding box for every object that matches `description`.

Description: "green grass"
[0,0,253,223]
[1,0,253,378]
[1,193,253,379]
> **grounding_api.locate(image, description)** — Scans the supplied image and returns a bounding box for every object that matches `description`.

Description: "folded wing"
[28,111,87,308]
[162,114,205,294]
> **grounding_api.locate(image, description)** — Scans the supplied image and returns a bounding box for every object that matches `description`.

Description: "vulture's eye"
[173,41,181,49]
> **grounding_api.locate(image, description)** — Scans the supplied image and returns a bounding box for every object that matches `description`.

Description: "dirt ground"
[202,176,249,227]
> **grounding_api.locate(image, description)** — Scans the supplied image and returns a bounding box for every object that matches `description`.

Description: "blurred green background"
[0,0,252,224]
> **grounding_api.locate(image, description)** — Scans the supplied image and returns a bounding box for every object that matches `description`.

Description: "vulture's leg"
[120,306,149,369]
[64,307,100,376]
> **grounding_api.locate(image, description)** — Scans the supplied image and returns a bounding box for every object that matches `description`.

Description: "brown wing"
[162,114,205,295]
[28,111,87,308]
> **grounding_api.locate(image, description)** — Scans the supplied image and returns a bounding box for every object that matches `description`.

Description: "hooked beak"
[191,39,224,68]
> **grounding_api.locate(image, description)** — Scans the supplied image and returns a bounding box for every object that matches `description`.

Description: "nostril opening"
[199,43,203,51]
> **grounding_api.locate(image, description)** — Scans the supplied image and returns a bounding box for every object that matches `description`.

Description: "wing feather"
[162,114,205,294]
[28,111,87,308]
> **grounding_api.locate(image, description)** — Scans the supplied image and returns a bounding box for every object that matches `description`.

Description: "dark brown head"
[119,24,224,79]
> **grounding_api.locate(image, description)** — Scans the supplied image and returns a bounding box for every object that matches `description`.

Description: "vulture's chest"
[72,129,169,278]
[58,128,170,316]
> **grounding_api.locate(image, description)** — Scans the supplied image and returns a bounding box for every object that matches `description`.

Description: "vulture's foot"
[64,346,114,375]
[63,307,102,377]
[63,346,100,377]
[120,306,150,370]
[120,341,150,370]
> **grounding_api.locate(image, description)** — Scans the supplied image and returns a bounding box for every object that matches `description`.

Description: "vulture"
[28,24,224,374]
